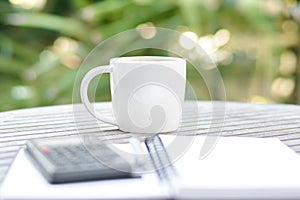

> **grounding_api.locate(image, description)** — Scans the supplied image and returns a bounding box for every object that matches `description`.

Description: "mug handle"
[80,65,117,125]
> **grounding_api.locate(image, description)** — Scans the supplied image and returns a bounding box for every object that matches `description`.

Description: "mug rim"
[110,56,185,63]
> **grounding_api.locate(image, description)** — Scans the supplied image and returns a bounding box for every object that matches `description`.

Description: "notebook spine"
[145,135,178,182]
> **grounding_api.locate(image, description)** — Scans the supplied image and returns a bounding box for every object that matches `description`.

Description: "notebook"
[2,135,300,199]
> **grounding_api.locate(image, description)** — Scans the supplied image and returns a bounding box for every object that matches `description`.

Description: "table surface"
[0,101,300,185]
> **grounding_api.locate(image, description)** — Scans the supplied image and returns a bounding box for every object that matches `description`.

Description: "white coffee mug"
[80,56,186,133]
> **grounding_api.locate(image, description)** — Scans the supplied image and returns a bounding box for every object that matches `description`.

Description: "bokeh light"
[179,31,198,50]
[9,0,46,10]
[279,51,297,76]
[271,77,295,99]
[136,22,157,39]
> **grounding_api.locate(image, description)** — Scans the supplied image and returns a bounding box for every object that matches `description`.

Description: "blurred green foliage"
[0,0,300,111]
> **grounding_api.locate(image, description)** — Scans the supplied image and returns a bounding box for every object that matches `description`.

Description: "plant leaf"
[3,13,89,41]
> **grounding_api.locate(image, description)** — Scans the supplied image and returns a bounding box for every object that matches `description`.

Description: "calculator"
[26,136,134,184]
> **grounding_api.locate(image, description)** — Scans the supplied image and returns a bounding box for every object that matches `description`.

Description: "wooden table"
[1,101,300,185]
